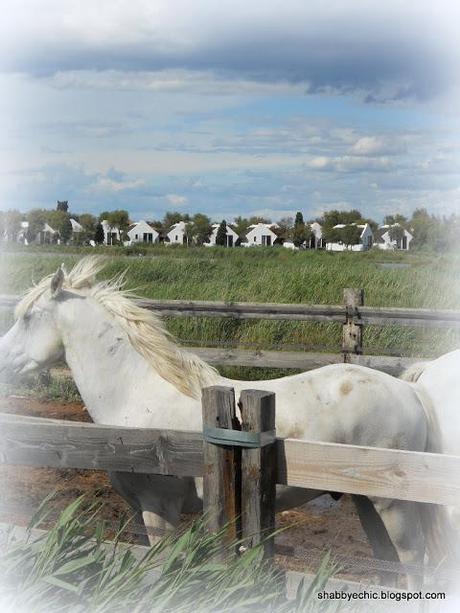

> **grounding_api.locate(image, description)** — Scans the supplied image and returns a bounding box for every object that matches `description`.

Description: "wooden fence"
[1,289,460,588]
[1,290,460,375]
[2,388,460,546]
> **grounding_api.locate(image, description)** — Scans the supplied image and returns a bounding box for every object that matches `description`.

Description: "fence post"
[343,288,364,360]
[240,389,276,559]
[202,386,241,556]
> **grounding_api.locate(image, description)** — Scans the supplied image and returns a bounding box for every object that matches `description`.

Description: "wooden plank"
[344,354,426,375]
[2,294,460,326]
[48,351,423,375]
[240,389,276,558]
[0,412,203,476]
[276,438,460,506]
[193,348,423,375]
[342,288,364,356]
[201,386,240,553]
[3,413,460,506]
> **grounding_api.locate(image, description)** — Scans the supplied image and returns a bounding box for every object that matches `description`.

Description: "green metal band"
[203,425,276,448]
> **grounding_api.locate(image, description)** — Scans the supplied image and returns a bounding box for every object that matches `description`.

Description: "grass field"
[1,245,459,361]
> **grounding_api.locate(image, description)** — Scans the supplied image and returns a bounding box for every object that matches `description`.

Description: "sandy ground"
[0,395,376,580]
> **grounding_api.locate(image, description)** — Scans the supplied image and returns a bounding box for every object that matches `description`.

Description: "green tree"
[410,208,434,249]
[79,213,96,231]
[248,215,271,225]
[322,225,342,244]
[72,214,96,244]
[388,224,406,247]
[94,223,105,244]
[106,210,130,243]
[340,225,362,247]
[215,220,227,246]
[273,217,293,242]
[189,213,212,245]
[384,214,408,227]
[1,209,22,240]
[322,209,363,228]
[26,209,48,242]
[56,200,69,212]
[162,211,190,232]
[60,215,73,243]
[293,212,308,247]
[233,216,250,239]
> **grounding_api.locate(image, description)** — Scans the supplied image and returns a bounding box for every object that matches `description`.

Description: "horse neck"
[56,295,199,427]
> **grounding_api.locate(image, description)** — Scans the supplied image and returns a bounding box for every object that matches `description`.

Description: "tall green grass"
[0,497,343,612]
[1,248,459,358]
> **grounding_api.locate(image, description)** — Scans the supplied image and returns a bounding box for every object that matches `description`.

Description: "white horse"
[0,257,452,584]
[402,350,460,535]
[401,349,460,456]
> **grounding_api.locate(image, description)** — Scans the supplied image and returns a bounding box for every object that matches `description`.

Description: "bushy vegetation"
[1,248,459,360]
[0,497,342,612]
[0,371,82,404]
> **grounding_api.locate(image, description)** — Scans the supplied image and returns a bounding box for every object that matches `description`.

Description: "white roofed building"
[166,221,189,245]
[205,223,239,247]
[241,223,279,247]
[70,218,83,234]
[376,224,413,251]
[101,219,122,245]
[307,222,325,249]
[127,220,160,245]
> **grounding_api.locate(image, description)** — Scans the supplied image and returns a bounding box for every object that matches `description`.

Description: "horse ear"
[50,265,65,298]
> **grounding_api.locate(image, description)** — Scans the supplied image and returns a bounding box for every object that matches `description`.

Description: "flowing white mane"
[16,257,220,398]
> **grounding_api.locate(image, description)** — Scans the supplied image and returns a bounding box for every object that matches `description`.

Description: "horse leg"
[352,495,400,586]
[108,471,146,543]
[109,472,188,546]
[370,497,425,590]
[275,486,327,512]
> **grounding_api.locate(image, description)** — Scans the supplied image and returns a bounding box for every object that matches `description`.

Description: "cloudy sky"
[1,0,460,222]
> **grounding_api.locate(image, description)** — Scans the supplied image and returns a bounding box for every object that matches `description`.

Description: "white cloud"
[94,176,145,193]
[350,136,406,156]
[46,69,308,97]
[165,193,188,205]
[306,155,392,173]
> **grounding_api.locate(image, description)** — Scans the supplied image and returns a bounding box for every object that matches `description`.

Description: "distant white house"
[101,219,122,245]
[205,223,239,247]
[282,240,298,250]
[307,222,325,249]
[127,220,159,245]
[166,221,189,245]
[70,218,83,234]
[17,221,29,244]
[326,223,374,252]
[242,223,279,247]
[377,224,413,251]
[37,223,58,245]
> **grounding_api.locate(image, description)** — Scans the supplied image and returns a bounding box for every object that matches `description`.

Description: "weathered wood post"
[202,386,277,561]
[342,288,364,361]
[202,386,241,556]
[240,389,276,558]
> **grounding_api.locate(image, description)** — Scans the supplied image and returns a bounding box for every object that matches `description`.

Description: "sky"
[1,0,460,223]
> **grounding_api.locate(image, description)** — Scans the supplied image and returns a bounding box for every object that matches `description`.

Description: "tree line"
[0,203,459,251]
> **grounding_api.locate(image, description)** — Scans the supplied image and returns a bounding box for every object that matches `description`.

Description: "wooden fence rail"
[1,294,460,327]
[1,289,457,375]
[2,410,460,507]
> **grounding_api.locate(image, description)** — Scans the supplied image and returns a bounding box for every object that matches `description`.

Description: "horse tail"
[412,384,459,570]
[400,361,427,383]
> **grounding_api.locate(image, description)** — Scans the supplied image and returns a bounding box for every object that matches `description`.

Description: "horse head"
[0,266,67,379]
